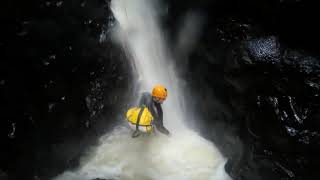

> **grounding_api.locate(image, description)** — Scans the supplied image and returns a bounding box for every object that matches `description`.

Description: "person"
[131,85,170,138]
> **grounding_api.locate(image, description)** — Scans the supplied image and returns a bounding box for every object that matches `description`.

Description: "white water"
[53,0,231,180]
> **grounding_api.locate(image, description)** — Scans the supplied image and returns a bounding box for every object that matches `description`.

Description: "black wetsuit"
[136,92,170,135]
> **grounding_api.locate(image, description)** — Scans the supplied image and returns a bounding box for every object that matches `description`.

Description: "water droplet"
[29,116,35,124]
[72,66,78,72]
[85,120,90,128]
[0,80,5,85]
[56,1,63,7]
[61,96,65,100]
[17,31,28,36]
[84,19,92,25]
[8,123,16,139]
[99,31,107,43]
[43,60,50,66]
[49,54,56,60]
[22,21,30,25]
[286,126,298,136]
[85,96,91,108]
[263,149,272,155]
[48,103,55,112]
[45,1,51,7]
[81,1,86,7]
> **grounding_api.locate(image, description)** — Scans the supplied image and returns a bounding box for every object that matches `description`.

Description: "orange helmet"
[152,85,168,100]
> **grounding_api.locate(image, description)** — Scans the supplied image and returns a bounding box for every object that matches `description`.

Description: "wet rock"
[216,18,253,43]
[238,36,320,79]
[0,0,132,179]
[243,36,281,65]
[0,170,8,180]
[221,35,320,179]
[7,122,16,139]
[283,50,320,75]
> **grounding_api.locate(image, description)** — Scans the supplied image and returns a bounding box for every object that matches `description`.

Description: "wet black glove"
[158,126,170,136]
[163,128,170,136]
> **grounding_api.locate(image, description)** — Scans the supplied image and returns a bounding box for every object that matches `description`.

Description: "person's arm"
[137,92,148,107]
[154,106,170,135]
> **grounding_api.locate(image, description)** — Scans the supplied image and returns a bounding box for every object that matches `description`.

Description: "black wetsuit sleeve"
[154,105,170,135]
[137,92,148,107]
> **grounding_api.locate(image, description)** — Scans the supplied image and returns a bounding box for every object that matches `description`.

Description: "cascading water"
[53,0,231,180]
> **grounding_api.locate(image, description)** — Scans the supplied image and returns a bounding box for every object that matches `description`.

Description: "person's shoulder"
[141,92,151,97]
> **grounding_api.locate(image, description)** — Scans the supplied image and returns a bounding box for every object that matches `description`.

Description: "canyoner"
[126,85,170,138]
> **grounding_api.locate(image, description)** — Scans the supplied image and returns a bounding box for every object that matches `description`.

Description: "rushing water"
[53,0,231,179]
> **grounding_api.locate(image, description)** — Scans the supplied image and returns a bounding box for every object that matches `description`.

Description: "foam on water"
[54,127,229,180]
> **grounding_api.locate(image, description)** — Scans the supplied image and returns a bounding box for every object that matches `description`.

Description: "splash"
[53,0,231,179]
[54,127,230,180]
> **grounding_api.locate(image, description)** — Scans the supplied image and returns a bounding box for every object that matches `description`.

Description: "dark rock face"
[187,33,320,179]
[225,36,320,179]
[174,1,320,179]
[0,0,133,179]
[0,169,9,180]
[244,36,281,65]
[284,50,320,75]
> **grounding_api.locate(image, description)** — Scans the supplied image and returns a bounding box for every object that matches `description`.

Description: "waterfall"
[53,0,231,179]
